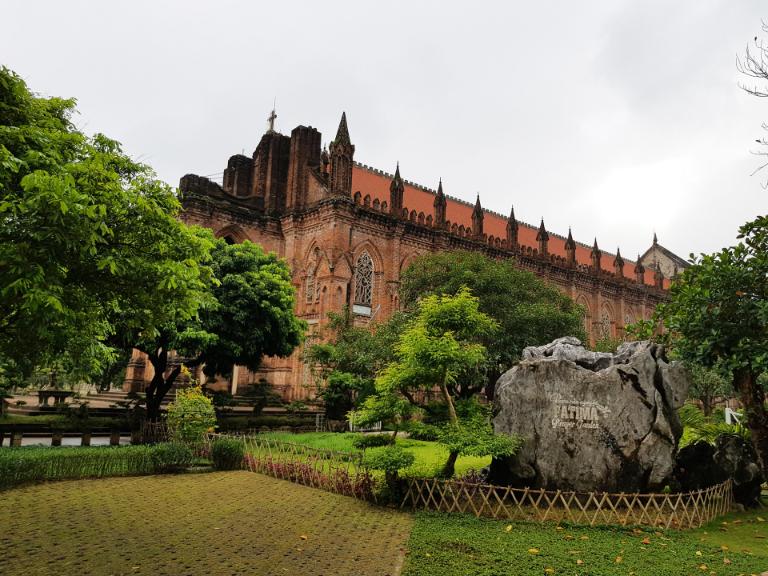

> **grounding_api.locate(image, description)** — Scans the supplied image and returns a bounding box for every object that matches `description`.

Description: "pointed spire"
[536,218,549,241]
[536,218,549,256]
[334,111,351,146]
[653,232,658,244]
[565,227,576,250]
[389,162,404,217]
[590,238,602,273]
[634,254,646,284]
[472,194,484,238]
[506,205,519,249]
[433,178,446,228]
[654,261,665,288]
[614,247,624,278]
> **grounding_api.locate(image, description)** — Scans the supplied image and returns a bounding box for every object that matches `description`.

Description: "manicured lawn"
[259,432,490,478]
[0,471,412,576]
[402,503,768,576]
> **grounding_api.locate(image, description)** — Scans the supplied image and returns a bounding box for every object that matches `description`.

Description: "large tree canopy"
[136,240,306,420]
[0,67,213,379]
[659,215,768,477]
[399,250,586,397]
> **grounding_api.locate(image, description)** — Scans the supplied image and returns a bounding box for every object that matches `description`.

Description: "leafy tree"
[659,215,768,476]
[0,67,213,380]
[166,384,216,446]
[135,240,306,420]
[304,308,407,419]
[687,364,731,417]
[399,251,585,398]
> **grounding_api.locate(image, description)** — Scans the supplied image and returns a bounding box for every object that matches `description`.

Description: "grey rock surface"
[491,338,690,492]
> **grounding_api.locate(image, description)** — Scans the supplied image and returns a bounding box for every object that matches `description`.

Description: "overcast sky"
[3,0,767,259]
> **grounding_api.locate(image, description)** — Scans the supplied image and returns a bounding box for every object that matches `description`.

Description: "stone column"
[231,364,240,396]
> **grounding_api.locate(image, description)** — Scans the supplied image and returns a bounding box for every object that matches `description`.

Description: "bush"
[406,421,440,441]
[211,437,245,470]
[166,386,217,445]
[352,434,392,450]
[217,415,315,431]
[363,445,415,475]
[151,443,194,473]
[0,444,193,489]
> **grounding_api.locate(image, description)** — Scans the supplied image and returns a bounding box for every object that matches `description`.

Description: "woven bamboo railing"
[401,477,733,530]
[228,434,376,500]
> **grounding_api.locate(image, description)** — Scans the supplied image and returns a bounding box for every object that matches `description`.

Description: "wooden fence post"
[110,430,121,446]
[51,432,63,446]
[11,430,22,447]
[81,432,91,446]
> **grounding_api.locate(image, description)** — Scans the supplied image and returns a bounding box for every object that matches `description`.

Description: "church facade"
[124,113,673,400]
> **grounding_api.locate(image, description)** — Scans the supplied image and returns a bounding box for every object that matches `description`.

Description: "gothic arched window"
[353,251,374,315]
[305,263,316,304]
[600,306,613,339]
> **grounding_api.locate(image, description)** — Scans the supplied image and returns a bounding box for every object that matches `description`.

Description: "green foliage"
[150,442,194,473]
[436,416,521,459]
[687,363,731,416]
[304,307,407,418]
[659,215,768,474]
[405,421,440,441]
[210,437,245,470]
[363,445,416,474]
[0,444,192,489]
[166,386,216,445]
[678,403,750,448]
[0,67,215,380]
[590,335,624,353]
[360,287,497,429]
[216,414,316,431]
[352,434,392,450]
[399,251,586,395]
[285,400,309,413]
[137,239,306,419]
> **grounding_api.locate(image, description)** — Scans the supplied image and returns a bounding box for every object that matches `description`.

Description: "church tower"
[329,112,354,196]
[389,163,404,216]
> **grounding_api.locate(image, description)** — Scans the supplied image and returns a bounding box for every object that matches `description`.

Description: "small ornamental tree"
[166,385,216,446]
[659,215,768,476]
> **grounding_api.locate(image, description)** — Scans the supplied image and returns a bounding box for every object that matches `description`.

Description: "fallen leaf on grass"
[299,535,307,540]
[555,526,564,531]
[505,525,512,532]
[615,556,623,564]
[528,548,540,555]
[576,559,584,566]
[579,536,589,541]
[563,535,574,541]
[698,565,707,571]
[544,568,555,574]
[696,551,703,557]
[723,558,731,565]
[641,537,651,545]
[756,516,765,522]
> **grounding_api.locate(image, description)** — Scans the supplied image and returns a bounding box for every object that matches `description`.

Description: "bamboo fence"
[223,434,376,500]
[401,477,733,530]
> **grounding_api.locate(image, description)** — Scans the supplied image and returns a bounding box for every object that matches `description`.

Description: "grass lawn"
[402,503,768,576]
[0,471,412,576]
[259,432,490,478]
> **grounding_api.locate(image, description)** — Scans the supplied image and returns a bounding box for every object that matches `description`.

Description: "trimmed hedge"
[0,444,194,490]
[218,415,316,431]
[210,437,245,470]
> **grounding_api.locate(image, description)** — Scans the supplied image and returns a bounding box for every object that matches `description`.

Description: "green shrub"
[166,386,217,445]
[0,444,196,489]
[151,443,194,473]
[217,415,315,431]
[406,421,440,441]
[363,445,416,474]
[211,437,245,470]
[352,434,392,450]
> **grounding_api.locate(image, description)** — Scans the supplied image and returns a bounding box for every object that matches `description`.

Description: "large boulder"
[490,337,690,492]
[674,435,764,507]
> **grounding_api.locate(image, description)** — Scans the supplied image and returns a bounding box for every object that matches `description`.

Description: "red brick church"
[125,112,680,400]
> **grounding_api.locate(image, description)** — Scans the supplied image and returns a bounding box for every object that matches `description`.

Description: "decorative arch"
[353,191,362,204]
[417,212,425,225]
[381,201,388,212]
[214,224,249,244]
[372,198,380,210]
[363,194,371,207]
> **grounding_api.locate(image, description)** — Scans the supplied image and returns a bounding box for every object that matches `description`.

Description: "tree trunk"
[701,395,713,417]
[144,348,182,422]
[440,450,459,478]
[734,368,768,478]
[439,372,459,426]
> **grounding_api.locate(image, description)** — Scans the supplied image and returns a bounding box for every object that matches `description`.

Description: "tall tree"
[399,251,585,397]
[737,21,768,185]
[0,67,213,379]
[135,240,306,420]
[659,216,768,477]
